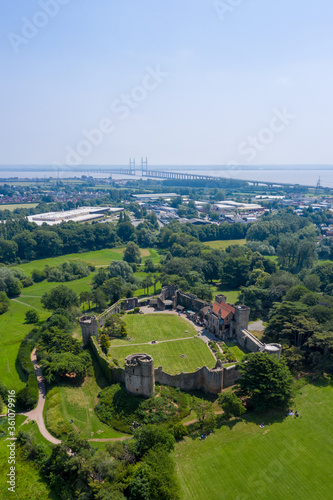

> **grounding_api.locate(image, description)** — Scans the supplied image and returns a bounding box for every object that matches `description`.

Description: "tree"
[218,392,246,419]
[100,334,110,355]
[0,268,22,297]
[109,260,134,281]
[265,301,309,343]
[117,221,135,242]
[120,324,127,338]
[102,277,123,304]
[281,315,321,347]
[0,239,18,263]
[133,424,175,458]
[153,274,159,294]
[172,423,188,440]
[41,285,79,311]
[236,353,293,412]
[144,258,155,273]
[104,314,124,336]
[0,291,10,315]
[93,288,108,310]
[123,242,142,264]
[25,309,39,324]
[31,268,46,283]
[192,397,215,429]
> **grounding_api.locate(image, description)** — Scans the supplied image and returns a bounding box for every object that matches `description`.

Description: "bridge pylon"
[141,157,148,176]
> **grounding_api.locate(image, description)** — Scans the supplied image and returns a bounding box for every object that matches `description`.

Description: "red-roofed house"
[203,295,250,339]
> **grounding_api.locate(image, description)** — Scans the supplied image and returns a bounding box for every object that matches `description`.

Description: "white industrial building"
[28,206,123,226]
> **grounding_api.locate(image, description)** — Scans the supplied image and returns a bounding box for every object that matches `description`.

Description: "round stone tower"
[262,343,282,359]
[79,315,99,346]
[125,353,155,398]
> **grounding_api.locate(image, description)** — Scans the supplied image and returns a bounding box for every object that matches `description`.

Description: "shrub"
[31,269,46,283]
[25,310,40,324]
[0,291,10,315]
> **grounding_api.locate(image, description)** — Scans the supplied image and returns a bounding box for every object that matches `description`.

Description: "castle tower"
[79,315,99,346]
[215,294,227,304]
[234,305,251,336]
[125,353,155,398]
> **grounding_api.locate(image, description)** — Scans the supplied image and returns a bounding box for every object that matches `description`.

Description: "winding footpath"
[22,349,61,444]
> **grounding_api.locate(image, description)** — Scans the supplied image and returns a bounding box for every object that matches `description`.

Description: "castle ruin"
[79,315,99,346]
[124,353,155,398]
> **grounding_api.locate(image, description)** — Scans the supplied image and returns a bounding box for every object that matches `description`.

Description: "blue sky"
[1,0,333,166]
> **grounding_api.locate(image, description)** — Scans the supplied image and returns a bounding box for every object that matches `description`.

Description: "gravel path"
[22,349,61,445]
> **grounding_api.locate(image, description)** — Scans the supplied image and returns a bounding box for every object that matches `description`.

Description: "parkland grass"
[204,239,247,250]
[13,247,160,275]
[175,380,333,500]
[0,203,38,210]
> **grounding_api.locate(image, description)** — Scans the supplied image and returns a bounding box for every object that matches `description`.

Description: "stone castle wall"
[175,290,209,312]
[90,336,240,394]
[97,300,122,327]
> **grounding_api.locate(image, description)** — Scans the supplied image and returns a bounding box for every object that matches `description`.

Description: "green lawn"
[204,239,247,250]
[110,314,215,374]
[111,338,215,374]
[113,313,197,345]
[224,341,249,361]
[175,380,333,500]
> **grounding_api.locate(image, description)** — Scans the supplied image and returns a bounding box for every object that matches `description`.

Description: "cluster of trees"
[158,244,276,302]
[32,260,93,283]
[37,328,91,384]
[157,219,247,245]
[0,267,33,303]
[17,424,179,500]
[246,211,319,273]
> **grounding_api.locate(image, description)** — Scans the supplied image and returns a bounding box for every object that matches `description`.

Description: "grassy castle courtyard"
[109,313,216,374]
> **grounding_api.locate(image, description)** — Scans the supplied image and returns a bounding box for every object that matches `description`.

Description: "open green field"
[112,313,197,345]
[44,357,127,441]
[175,380,333,500]
[0,203,38,210]
[0,300,49,391]
[13,247,159,275]
[111,338,215,374]
[204,239,247,250]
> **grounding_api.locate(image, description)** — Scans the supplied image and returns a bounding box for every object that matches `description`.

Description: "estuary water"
[0,165,332,188]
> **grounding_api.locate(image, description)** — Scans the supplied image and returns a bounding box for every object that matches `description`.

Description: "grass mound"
[96,384,191,433]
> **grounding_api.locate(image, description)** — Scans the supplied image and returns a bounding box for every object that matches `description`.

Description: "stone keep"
[125,353,155,397]
[79,315,99,345]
